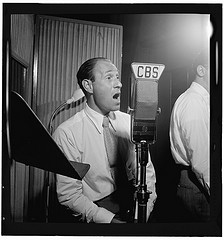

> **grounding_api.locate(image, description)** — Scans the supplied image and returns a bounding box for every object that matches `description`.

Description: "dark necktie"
[102,116,117,168]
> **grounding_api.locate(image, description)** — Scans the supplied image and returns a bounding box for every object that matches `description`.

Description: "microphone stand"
[129,62,164,223]
[44,101,67,222]
[45,89,85,222]
[136,140,151,223]
[48,101,67,135]
[48,88,85,135]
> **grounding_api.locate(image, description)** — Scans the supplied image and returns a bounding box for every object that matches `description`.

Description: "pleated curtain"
[36,15,123,131]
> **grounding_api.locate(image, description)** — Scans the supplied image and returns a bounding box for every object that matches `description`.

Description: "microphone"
[48,88,85,134]
[129,62,165,223]
[66,88,85,104]
[129,62,165,144]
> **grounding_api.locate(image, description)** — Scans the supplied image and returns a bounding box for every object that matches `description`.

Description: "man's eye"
[106,74,119,80]
[106,75,114,80]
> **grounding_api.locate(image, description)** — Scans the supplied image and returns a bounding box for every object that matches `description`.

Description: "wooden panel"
[11,14,34,65]
[10,57,30,222]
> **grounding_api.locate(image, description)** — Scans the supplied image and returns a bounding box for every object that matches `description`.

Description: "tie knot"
[102,116,110,128]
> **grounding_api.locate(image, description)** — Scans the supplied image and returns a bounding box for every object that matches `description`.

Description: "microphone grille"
[135,79,158,121]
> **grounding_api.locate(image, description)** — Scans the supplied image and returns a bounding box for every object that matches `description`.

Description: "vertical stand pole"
[137,140,150,223]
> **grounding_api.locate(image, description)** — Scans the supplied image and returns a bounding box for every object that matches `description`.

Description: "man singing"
[53,57,157,223]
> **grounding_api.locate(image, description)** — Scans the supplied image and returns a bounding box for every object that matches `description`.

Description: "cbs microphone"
[128,62,165,223]
[129,62,165,144]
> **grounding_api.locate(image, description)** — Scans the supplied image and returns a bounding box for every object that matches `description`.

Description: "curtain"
[36,16,123,130]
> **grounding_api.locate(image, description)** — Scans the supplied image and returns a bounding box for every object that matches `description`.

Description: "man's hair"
[76,57,111,93]
[192,48,209,73]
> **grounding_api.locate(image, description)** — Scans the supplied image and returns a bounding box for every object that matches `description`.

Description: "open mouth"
[113,93,120,99]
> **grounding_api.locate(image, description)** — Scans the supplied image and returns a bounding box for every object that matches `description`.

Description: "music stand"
[9,91,90,221]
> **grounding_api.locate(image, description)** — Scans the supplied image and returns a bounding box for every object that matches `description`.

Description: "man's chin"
[113,106,120,112]
[111,105,120,112]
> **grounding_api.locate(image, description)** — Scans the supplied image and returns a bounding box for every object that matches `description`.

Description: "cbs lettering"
[137,65,159,79]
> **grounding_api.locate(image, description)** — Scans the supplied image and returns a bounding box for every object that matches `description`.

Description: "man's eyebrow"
[105,70,119,74]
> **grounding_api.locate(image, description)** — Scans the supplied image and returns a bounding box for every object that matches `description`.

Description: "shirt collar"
[190,82,209,103]
[84,103,116,134]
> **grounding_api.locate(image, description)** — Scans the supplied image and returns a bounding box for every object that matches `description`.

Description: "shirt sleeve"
[53,128,115,223]
[145,151,157,219]
[181,99,210,192]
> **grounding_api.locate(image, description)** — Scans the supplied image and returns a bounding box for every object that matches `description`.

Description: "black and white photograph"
[1,2,222,237]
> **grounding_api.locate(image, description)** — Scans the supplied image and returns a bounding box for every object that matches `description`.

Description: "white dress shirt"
[53,103,157,223]
[170,82,210,191]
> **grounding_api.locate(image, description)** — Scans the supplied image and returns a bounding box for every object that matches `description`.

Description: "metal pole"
[137,140,150,223]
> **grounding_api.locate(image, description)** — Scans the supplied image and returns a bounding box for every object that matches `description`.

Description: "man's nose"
[115,79,122,88]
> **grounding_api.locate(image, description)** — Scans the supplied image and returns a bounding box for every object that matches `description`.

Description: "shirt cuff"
[93,207,115,223]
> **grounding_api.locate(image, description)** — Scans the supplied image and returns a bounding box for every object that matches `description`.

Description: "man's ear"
[196,65,206,77]
[82,79,93,94]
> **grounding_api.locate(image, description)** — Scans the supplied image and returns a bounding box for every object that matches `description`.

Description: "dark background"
[2,3,222,236]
